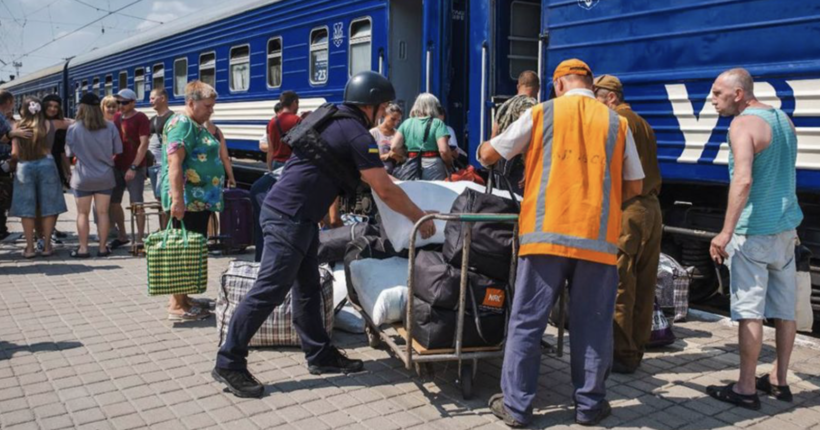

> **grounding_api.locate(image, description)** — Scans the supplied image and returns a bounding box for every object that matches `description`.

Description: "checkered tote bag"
[216,261,334,347]
[146,221,208,296]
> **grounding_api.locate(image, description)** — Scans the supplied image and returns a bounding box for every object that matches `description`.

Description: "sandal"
[756,374,793,402]
[70,249,91,259]
[108,238,130,250]
[188,297,215,310]
[41,249,54,257]
[168,306,212,322]
[707,383,761,410]
[97,248,111,257]
[23,250,37,259]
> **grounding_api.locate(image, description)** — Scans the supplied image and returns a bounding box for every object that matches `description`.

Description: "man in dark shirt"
[266,91,300,171]
[214,72,436,398]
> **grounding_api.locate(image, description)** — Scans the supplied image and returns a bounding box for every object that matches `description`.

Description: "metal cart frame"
[357,212,568,399]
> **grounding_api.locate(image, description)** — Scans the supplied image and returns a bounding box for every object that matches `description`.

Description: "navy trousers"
[216,207,332,370]
[501,254,618,424]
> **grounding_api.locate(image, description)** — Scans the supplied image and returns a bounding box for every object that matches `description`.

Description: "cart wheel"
[365,325,380,348]
[460,363,473,400]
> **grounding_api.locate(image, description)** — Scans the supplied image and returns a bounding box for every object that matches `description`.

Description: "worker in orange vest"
[478,59,646,427]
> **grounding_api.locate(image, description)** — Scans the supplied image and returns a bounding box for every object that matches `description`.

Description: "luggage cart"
[129,202,166,256]
[355,212,567,400]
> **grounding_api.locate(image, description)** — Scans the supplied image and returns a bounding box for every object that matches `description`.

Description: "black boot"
[212,367,264,398]
[308,347,364,375]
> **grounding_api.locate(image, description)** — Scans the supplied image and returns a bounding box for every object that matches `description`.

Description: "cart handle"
[413,212,519,226]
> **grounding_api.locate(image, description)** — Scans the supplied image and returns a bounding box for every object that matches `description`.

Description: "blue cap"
[115,89,137,101]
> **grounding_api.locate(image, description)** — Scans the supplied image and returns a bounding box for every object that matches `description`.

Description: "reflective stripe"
[534,100,555,232]
[598,110,620,241]
[520,232,619,255]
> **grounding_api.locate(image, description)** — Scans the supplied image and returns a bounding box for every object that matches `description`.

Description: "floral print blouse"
[160,114,224,212]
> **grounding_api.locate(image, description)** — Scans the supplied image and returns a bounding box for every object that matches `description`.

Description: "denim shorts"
[147,164,162,199]
[10,156,68,218]
[111,167,146,205]
[726,230,798,321]
[73,188,113,198]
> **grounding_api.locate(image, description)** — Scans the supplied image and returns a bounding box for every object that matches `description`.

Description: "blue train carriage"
[538,0,820,309]
[0,63,68,118]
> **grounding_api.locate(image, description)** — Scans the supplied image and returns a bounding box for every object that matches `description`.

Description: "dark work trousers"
[501,254,618,424]
[216,208,331,370]
[613,194,662,368]
[250,173,277,262]
[172,210,211,238]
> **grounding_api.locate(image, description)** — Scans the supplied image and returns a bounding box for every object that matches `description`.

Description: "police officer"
[478,59,645,427]
[594,75,663,374]
[213,72,436,398]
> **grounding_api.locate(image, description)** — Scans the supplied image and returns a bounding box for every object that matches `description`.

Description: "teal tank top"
[728,108,803,235]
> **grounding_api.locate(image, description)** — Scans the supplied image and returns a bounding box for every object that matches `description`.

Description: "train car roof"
[70,0,283,68]
[0,63,65,91]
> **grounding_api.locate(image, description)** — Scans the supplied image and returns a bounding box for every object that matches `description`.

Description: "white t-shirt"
[446,125,458,149]
[482,88,645,181]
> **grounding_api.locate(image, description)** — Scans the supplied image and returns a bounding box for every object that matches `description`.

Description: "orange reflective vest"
[519,95,629,266]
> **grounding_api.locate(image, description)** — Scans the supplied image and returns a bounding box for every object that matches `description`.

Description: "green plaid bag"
[146,221,208,296]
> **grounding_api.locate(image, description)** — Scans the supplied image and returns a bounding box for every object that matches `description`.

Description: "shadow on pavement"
[0,340,84,360]
[0,264,120,276]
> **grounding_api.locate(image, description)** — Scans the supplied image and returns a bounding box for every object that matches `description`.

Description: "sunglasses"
[117,100,134,105]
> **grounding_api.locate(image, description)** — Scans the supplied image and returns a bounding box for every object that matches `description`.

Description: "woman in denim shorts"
[66,93,123,258]
[9,97,67,258]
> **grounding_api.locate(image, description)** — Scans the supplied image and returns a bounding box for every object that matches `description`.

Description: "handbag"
[392,118,434,181]
[146,220,208,296]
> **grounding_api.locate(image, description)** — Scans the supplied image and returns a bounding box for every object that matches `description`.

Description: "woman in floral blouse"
[160,80,224,322]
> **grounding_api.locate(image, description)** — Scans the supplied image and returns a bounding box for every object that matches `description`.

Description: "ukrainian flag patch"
[368,145,380,154]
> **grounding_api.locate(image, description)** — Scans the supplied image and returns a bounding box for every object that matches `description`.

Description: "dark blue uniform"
[217,104,383,369]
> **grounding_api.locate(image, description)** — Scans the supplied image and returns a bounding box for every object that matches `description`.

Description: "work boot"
[611,360,638,374]
[576,400,611,426]
[308,347,364,375]
[211,368,264,398]
[488,394,524,428]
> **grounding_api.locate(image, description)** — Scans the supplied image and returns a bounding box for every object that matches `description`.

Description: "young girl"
[369,103,402,174]
[9,98,67,258]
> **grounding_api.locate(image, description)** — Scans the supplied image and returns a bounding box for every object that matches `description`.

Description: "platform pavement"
[1,191,820,430]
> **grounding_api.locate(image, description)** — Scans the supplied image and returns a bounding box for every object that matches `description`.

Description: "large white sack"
[373,180,518,250]
[349,257,408,326]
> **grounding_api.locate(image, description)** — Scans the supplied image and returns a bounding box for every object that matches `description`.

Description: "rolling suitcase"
[219,188,253,254]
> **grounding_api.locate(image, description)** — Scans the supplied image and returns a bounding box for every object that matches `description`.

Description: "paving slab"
[2,191,820,429]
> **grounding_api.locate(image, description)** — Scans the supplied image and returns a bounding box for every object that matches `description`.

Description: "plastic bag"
[648,299,676,348]
[349,257,409,326]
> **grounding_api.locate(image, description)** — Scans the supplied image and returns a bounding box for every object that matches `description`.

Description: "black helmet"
[344,71,396,106]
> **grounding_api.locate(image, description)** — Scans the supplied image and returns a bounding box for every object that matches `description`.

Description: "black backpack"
[283,103,362,195]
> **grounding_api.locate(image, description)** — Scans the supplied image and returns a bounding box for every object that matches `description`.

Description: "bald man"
[706,68,803,410]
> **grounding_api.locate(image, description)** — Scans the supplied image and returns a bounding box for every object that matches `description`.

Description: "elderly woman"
[389,93,452,180]
[161,80,223,322]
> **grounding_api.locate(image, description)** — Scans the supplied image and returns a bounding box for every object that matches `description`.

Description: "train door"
[389,0,423,113]
[492,0,542,109]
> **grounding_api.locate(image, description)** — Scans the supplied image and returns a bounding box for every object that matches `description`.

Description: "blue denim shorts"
[10,156,68,218]
[73,188,113,198]
[727,230,798,321]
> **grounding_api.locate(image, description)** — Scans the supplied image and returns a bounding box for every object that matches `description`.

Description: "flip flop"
[707,383,761,410]
[97,249,111,257]
[23,251,37,259]
[70,249,91,259]
[108,239,130,250]
[168,306,212,322]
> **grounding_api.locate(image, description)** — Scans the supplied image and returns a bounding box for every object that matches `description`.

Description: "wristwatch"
[129,164,138,171]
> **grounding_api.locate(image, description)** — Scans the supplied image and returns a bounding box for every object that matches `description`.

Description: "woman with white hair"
[389,93,452,180]
[160,80,224,322]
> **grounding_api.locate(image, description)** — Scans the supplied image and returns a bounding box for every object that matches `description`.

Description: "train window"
[81,80,88,96]
[75,83,81,104]
[153,63,165,91]
[310,27,329,85]
[119,71,127,91]
[104,75,113,96]
[199,52,216,88]
[229,45,251,92]
[135,68,145,101]
[509,1,540,79]
[173,58,188,97]
[267,37,282,88]
[349,18,372,76]
[92,78,100,96]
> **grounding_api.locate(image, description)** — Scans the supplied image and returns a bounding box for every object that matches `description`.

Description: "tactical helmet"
[344,71,396,106]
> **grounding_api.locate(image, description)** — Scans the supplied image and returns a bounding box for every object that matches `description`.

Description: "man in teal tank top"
[707,68,803,411]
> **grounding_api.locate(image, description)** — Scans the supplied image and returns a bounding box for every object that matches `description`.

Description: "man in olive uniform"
[594,75,663,373]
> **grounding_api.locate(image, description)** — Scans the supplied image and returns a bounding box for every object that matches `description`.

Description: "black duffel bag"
[318,223,379,264]
[442,186,519,281]
[414,250,507,311]
[343,235,398,308]
[409,298,505,350]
